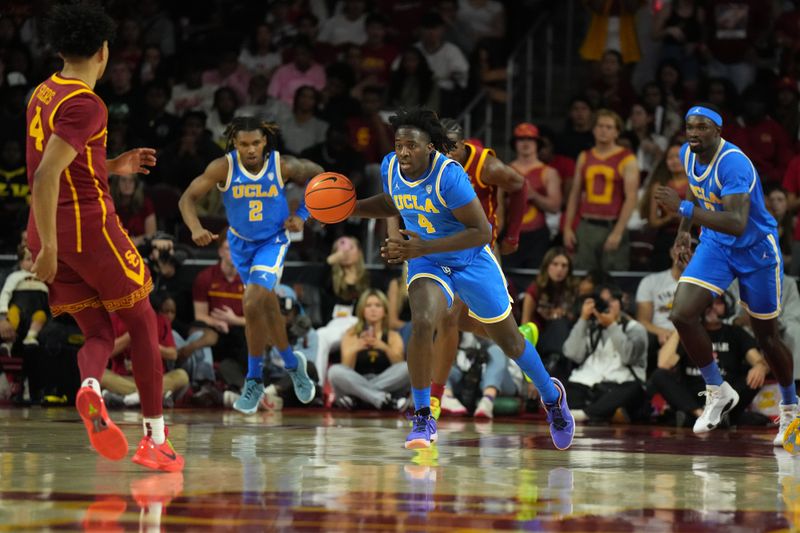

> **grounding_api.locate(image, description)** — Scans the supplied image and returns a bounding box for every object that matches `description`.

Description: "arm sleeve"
[441,164,477,210]
[52,94,105,154]
[719,152,756,196]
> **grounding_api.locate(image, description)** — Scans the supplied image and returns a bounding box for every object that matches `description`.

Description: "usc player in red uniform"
[27,4,183,471]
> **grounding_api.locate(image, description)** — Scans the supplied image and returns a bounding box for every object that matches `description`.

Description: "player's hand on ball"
[31,247,57,284]
[284,215,304,232]
[654,186,681,213]
[192,228,218,246]
[381,229,426,263]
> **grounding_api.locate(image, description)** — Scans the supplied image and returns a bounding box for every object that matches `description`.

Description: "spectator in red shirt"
[111,173,156,247]
[782,154,800,276]
[346,86,394,165]
[359,14,399,87]
[100,308,189,409]
[729,85,794,186]
[192,231,248,388]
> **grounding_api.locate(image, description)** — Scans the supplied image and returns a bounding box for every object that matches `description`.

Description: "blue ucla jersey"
[681,140,777,248]
[382,151,479,267]
[218,149,289,242]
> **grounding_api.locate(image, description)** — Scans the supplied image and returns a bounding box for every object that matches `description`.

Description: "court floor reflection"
[0,407,796,531]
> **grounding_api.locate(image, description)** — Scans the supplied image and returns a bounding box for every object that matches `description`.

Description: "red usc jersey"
[463,141,499,244]
[25,73,114,253]
[511,163,549,232]
[578,147,635,220]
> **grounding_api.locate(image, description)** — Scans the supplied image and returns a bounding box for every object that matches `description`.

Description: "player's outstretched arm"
[178,157,228,246]
[353,193,399,219]
[381,198,491,263]
[30,134,79,283]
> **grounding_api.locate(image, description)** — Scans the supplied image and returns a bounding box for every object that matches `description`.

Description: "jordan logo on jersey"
[232,183,278,199]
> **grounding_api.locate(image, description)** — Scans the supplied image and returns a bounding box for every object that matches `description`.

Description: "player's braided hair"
[47,3,116,58]
[224,116,280,154]
[389,107,456,153]
[440,118,465,141]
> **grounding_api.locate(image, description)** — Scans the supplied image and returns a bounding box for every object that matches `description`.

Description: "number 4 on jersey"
[29,106,44,152]
[418,213,436,234]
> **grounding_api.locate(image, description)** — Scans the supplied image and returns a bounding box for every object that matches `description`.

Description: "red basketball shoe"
[131,429,185,472]
[76,386,129,461]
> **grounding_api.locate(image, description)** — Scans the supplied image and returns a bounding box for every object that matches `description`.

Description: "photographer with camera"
[562,285,648,423]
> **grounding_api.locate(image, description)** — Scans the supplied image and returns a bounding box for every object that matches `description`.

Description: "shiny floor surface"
[0,408,798,532]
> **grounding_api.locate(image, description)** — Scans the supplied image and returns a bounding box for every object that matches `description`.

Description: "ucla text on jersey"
[681,139,777,249]
[218,149,289,242]
[381,151,479,267]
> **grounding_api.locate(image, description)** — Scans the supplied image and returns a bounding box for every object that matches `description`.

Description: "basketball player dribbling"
[656,104,800,450]
[331,107,575,450]
[27,3,182,471]
[179,117,323,414]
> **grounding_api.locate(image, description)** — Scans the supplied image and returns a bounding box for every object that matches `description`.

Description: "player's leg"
[454,248,574,449]
[670,241,738,433]
[737,252,797,448]
[71,305,129,461]
[430,298,464,419]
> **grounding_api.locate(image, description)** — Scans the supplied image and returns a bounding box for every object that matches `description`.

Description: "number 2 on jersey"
[29,106,44,152]
[418,213,436,234]
[249,200,263,222]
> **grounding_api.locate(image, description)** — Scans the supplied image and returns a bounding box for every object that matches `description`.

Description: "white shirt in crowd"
[318,13,367,46]
[563,318,648,387]
[635,268,679,331]
[413,41,469,91]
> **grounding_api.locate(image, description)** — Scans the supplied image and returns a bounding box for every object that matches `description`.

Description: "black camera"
[593,294,609,314]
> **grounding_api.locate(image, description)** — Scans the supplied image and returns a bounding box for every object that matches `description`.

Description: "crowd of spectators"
[0,0,799,427]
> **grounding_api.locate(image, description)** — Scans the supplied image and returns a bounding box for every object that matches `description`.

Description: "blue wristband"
[295,203,310,222]
[678,200,694,219]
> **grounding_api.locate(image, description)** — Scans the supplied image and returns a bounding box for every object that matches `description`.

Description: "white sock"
[143,416,165,445]
[123,392,140,406]
[81,378,101,395]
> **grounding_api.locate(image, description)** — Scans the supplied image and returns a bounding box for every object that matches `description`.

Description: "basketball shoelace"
[546,404,567,431]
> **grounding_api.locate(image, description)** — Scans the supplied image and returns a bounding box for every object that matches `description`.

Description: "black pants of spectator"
[501,227,551,271]
[648,369,758,424]
[565,380,645,421]
[213,326,248,388]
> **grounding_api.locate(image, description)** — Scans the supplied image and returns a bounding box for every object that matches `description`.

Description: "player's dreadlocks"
[440,118,465,141]
[48,3,116,58]
[224,116,280,154]
[389,107,456,154]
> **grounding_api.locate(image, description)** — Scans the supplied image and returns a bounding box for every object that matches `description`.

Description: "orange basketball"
[304,172,356,224]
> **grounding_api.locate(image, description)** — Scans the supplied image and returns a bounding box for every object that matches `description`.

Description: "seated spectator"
[563,109,640,271]
[766,186,794,272]
[587,50,637,118]
[156,111,224,190]
[101,307,189,409]
[784,154,800,276]
[505,123,561,270]
[456,0,506,53]
[313,236,371,384]
[650,293,768,427]
[239,23,282,78]
[387,47,440,111]
[327,289,408,410]
[166,59,218,116]
[131,81,180,150]
[559,96,595,162]
[111,173,156,246]
[467,38,509,105]
[235,74,291,125]
[386,262,412,348]
[345,86,393,168]
[207,87,240,148]
[268,37,326,106]
[192,232,248,390]
[359,14,399,87]
[156,292,217,393]
[137,44,169,86]
[635,243,685,375]
[318,63,362,128]
[520,247,577,381]
[640,82,682,141]
[279,85,328,156]
[655,59,687,115]
[652,0,704,85]
[562,285,648,423]
[414,12,469,117]
[641,143,688,271]
[773,76,800,144]
[318,0,368,46]
[443,334,520,419]
[202,49,251,105]
[0,244,48,354]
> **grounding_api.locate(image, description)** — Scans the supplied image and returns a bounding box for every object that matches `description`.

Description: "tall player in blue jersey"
[179,117,321,414]
[344,108,574,450]
[656,104,799,449]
